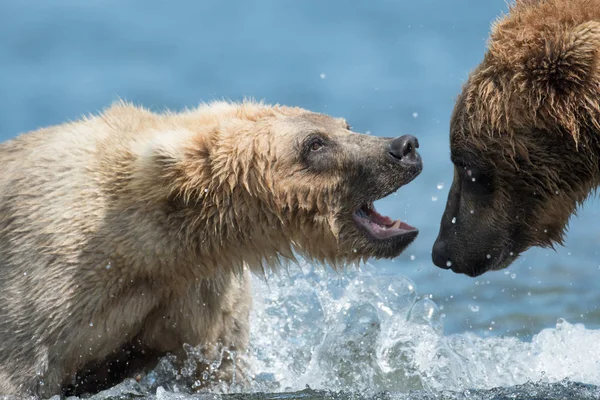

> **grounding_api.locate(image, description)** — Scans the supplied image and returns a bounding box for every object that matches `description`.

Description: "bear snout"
[389,135,419,163]
[431,239,451,270]
[384,135,423,186]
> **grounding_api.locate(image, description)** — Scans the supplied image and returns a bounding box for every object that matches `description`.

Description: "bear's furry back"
[0,101,301,395]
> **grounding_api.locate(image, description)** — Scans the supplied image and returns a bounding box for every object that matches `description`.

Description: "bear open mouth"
[353,202,416,240]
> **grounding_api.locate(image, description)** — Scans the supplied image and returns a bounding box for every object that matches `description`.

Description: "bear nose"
[390,135,419,162]
[431,239,451,269]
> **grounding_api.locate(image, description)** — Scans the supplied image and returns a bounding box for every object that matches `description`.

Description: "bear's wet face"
[432,151,508,277]
[344,133,422,259]
[432,98,598,277]
[271,113,422,262]
[141,105,422,274]
[431,148,521,277]
[430,0,600,276]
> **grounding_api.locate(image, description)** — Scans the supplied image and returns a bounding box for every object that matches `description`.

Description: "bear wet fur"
[0,101,421,396]
[432,0,600,277]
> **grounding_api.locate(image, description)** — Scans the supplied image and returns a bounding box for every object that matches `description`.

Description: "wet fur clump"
[433,0,600,276]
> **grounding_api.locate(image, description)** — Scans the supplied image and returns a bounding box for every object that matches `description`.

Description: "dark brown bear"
[432,0,600,277]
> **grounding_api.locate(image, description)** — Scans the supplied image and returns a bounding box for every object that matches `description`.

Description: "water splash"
[249,263,432,393]
[44,263,600,400]
[247,263,600,393]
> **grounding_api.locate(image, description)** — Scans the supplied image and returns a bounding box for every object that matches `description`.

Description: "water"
[1,0,600,399]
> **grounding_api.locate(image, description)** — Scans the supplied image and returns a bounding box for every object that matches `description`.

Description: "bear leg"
[139,270,252,388]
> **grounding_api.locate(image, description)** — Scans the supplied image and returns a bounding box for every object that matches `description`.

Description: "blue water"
[2,1,600,398]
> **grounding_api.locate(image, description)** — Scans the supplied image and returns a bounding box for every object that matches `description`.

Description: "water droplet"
[23,272,27,276]
[451,217,456,224]
[509,251,514,256]
[431,195,438,202]
[89,322,94,327]
[319,73,326,79]
[471,177,476,182]
[204,188,209,193]
[510,273,516,279]
[412,112,419,118]
[470,209,474,214]
[446,260,453,267]
[408,298,443,334]
[436,182,444,190]
[486,254,491,259]
[469,305,480,312]
[105,263,111,270]
[409,255,415,261]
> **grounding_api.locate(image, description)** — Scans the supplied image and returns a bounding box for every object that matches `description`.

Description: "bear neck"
[145,185,301,280]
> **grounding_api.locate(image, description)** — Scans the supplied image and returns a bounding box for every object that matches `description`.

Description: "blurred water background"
[2,1,600,399]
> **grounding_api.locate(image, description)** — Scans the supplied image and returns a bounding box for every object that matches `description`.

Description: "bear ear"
[132,129,211,202]
[137,130,197,170]
[524,21,600,95]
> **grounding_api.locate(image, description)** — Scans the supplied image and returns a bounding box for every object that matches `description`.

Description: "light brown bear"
[432,0,600,277]
[0,101,422,397]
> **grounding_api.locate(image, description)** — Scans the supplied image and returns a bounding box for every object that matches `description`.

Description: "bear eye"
[308,138,324,152]
[461,166,493,195]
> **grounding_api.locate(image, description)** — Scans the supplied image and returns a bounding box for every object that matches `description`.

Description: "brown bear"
[432,0,600,277]
[0,100,422,397]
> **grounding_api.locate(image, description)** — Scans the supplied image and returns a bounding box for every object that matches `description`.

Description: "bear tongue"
[365,206,416,232]
[354,204,416,239]
[363,217,415,240]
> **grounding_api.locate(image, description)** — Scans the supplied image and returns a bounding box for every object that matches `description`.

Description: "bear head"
[134,102,422,274]
[432,0,600,276]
